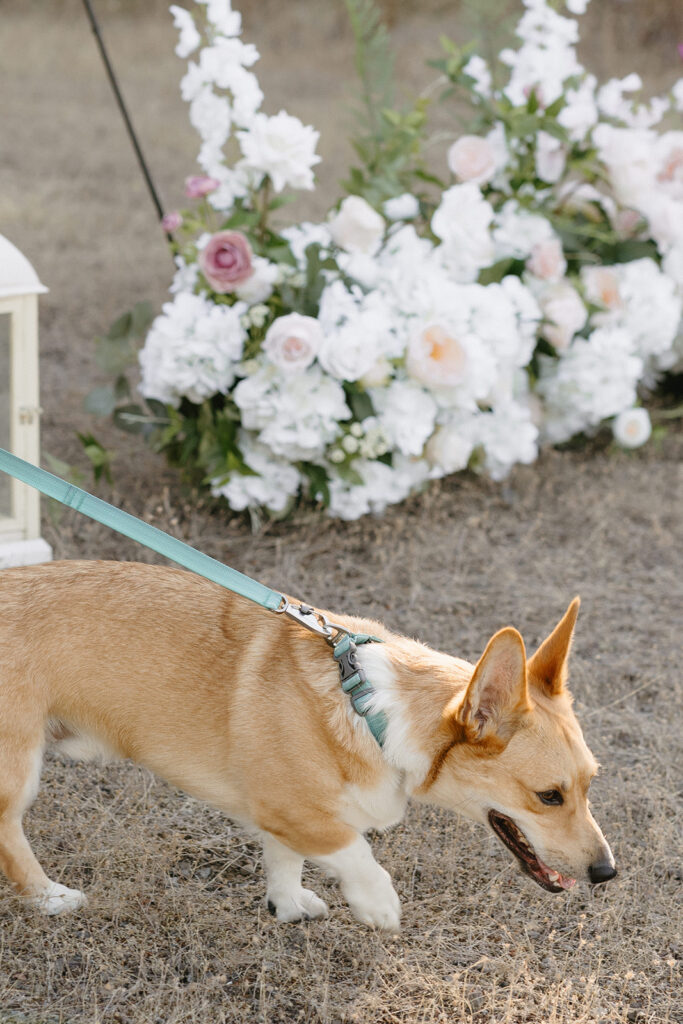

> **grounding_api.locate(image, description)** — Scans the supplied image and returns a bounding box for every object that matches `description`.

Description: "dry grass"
[1,3,682,1022]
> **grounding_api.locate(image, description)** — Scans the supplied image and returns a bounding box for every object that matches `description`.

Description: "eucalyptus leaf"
[83,385,116,417]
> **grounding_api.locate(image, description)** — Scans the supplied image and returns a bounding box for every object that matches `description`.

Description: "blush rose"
[199,231,254,293]
[263,313,323,375]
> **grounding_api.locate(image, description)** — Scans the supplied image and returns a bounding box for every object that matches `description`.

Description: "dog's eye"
[537,789,564,806]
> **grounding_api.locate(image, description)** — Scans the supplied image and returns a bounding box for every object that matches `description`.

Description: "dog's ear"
[527,596,580,697]
[456,627,531,744]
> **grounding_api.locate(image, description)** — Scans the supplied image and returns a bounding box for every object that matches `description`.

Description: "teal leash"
[0,447,387,746]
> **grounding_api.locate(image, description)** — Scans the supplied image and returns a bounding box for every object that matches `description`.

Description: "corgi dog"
[0,561,615,929]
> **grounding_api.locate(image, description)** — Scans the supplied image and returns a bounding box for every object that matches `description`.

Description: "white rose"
[581,266,622,310]
[612,407,652,448]
[407,324,468,389]
[237,110,321,192]
[447,135,498,186]
[329,196,386,254]
[526,238,567,281]
[539,282,587,351]
[262,313,322,375]
[383,193,420,221]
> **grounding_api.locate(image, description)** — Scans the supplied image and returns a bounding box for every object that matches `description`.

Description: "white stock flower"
[140,292,246,406]
[558,75,599,141]
[536,130,566,183]
[383,193,420,221]
[431,183,495,282]
[329,195,386,254]
[262,313,322,375]
[189,88,232,150]
[237,111,321,191]
[612,407,652,449]
[205,0,242,36]
[170,5,201,58]
[566,0,590,13]
[462,55,492,98]
[673,79,683,112]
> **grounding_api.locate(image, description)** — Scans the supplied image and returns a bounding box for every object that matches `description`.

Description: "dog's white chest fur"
[340,774,409,832]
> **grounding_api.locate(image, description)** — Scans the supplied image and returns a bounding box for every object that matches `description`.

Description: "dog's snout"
[588,859,617,884]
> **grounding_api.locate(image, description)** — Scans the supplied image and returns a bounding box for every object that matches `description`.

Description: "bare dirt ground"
[1,2,682,1022]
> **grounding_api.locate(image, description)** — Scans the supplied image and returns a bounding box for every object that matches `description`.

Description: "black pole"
[81,0,174,245]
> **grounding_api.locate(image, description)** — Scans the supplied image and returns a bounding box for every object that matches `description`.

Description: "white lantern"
[0,235,52,568]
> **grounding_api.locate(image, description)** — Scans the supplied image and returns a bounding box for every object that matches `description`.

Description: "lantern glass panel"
[0,312,11,517]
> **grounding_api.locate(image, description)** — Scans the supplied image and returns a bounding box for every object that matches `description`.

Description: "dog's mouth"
[488,810,576,893]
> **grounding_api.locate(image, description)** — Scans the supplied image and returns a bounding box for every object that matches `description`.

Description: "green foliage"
[76,433,115,485]
[342,0,429,206]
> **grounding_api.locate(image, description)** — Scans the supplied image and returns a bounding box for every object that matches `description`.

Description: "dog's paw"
[266,887,328,923]
[345,872,401,931]
[33,881,87,916]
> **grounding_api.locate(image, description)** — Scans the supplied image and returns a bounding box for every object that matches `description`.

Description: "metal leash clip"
[274,598,353,647]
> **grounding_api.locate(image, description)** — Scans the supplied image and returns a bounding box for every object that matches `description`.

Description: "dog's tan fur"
[0,560,615,926]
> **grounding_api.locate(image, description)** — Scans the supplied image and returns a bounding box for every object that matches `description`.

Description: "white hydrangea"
[474,401,539,480]
[211,432,301,514]
[317,280,402,381]
[370,380,438,457]
[327,456,430,520]
[431,183,495,282]
[233,364,349,461]
[140,292,247,406]
[493,200,554,260]
[537,327,643,443]
[582,259,682,368]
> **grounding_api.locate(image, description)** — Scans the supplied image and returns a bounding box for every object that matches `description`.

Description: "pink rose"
[199,231,254,292]
[184,175,220,198]
[447,135,498,186]
[263,313,322,375]
[526,238,566,281]
[161,211,183,232]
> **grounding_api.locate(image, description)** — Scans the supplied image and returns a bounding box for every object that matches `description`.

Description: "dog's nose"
[588,859,617,884]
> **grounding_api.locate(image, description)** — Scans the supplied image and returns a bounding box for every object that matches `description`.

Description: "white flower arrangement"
[95,0,683,520]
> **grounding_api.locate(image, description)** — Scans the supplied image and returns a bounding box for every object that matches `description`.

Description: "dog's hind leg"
[0,728,86,916]
[261,833,328,923]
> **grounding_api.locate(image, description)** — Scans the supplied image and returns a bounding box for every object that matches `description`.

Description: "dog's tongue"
[538,856,576,889]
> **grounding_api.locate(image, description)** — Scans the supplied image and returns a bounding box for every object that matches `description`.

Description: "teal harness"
[0,448,387,746]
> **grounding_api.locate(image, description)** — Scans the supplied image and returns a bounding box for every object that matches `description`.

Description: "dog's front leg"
[261,833,328,923]
[314,834,401,931]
